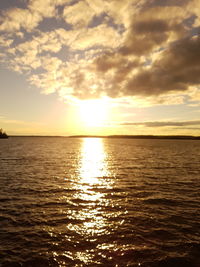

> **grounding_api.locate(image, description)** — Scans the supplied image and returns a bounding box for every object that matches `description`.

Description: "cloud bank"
[120,120,200,127]
[1,0,200,104]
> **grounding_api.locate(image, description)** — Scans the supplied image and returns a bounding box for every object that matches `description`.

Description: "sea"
[0,137,200,267]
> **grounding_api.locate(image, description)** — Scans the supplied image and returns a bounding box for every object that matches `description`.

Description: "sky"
[1,0,200,136]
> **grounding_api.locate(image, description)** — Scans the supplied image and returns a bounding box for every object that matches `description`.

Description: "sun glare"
[79,138,109,185]
[78,99,108,127]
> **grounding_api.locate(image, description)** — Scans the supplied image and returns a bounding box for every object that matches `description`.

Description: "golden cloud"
[1,0,200,106]
[63,0,96,28]
[0,8,41,32]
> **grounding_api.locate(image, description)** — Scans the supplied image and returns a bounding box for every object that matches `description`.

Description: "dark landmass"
[11,135,77,138]
[0,129,8,139]
[8,134,200,140]
[68,135,200,140]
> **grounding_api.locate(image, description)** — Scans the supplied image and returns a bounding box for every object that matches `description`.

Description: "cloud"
[28,0,57,18]
[119,120,200,127]
[124,35,200,97]
[63,0,96,28]
[1,0,200,105]
[0,7,41,32]
[188,87,200,102]
[70,24,122,50]
[5,30,63,72]
[120,20,171,56]
[0,0,71,32]
[0,36,13,47]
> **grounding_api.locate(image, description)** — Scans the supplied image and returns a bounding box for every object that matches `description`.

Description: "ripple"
[0,137,200,266]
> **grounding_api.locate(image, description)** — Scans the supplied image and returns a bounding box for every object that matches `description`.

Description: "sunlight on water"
[63,138,114,264]
[45,138,120,265]
[79,138,110,185]
[75,137,112,207]
[1,138,200,266]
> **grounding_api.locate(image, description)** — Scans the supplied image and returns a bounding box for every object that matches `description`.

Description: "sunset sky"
[1,0,200,136]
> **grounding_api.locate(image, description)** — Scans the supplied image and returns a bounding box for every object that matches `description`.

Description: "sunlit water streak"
[79,138,110,184]
[68,138,114,264]
[0,137,200,266]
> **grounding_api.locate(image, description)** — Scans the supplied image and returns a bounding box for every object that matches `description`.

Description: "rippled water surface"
[0,137,200,266]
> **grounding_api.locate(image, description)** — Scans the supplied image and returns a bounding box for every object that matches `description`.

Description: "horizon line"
[7,134,200,140]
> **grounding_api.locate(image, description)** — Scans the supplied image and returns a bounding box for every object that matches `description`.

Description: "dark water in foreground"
[0,137,200,267]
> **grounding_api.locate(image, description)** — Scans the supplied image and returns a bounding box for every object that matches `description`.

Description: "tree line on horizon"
[0,128,8,138]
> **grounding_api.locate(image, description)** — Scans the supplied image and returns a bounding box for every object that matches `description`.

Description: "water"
[0,137,200,266]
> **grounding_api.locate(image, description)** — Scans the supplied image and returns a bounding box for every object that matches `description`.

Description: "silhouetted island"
[68,135,200,140]
[0,128,8,139]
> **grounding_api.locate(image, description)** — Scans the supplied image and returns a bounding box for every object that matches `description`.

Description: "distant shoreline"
[68,135,200,140]
[9,135,200,140]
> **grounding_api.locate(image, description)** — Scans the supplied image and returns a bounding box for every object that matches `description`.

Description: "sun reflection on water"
[52,138,116,265]
[56,138,113,264]
[79,138,110,186]
[70,139,111,240]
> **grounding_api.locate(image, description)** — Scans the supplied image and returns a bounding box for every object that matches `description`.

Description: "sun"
[78,99,109,127]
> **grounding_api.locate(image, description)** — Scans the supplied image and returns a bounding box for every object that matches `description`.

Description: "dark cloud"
[94,53,140,80]
[92,32,200,99]
[134,19,169,34]
[146,0,190,8]
[91,7,193,99]
[0,0,27,11]
[94,52,124,72]
[120,19,170,56]
[119,8,187,57]
[120,120,200,127]
[125,35,200,96]
[173,127,200,130]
